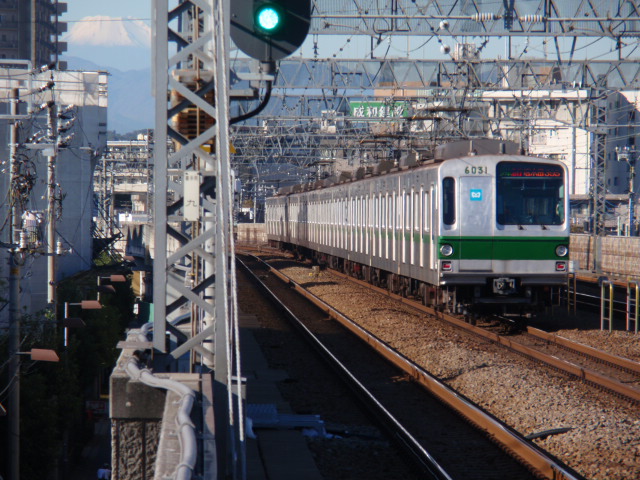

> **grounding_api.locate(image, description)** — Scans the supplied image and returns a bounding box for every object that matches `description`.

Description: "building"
[0,0,67,68]
[0,67,107,319]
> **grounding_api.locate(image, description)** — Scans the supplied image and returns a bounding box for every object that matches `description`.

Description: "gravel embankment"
[271,260,640,480]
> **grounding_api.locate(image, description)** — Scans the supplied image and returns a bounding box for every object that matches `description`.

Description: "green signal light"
[255,5,281,32]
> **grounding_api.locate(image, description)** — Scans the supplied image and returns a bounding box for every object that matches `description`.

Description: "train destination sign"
[498,162,562,178]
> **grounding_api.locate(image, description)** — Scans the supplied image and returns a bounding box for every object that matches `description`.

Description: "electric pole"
[7,87,22,480]
[46,101,57,308]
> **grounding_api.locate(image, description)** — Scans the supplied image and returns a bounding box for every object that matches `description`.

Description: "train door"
[373,195,378,258]
[411,189,416,265]
[402,189,407,264]
[429,184,436,269]
[392,191,397,262]
[415,188,422,267]
[382,193,387,259]
[459,176,493,271]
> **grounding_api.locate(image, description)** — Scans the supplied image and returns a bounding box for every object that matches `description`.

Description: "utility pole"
[46,101,58,307]
[8,87,22,480]
[30,0,37,67]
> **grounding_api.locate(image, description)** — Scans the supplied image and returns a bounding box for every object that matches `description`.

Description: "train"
[265,139,570,315]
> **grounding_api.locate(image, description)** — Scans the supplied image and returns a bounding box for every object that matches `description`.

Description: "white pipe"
[124,326,197,480]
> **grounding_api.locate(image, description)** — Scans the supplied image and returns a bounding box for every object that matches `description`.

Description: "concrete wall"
[570,234,640,277]
[112,419,160,480]
[236,223,267,246]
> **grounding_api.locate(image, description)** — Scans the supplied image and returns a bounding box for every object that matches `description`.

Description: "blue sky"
[62,0,151,22]
[61,0,152,71]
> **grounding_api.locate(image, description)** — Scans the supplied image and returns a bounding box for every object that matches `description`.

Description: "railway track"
[518,327,640,395]
[239,252,584,480]
[320,260,640,404]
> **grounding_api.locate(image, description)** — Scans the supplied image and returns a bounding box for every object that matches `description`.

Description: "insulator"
[19,231,28,250]
[58,104,75,116]
[56,240,64,256]
[473,13,496,22]
[520,15,544,23]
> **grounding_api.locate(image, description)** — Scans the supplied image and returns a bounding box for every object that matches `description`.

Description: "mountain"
[64,16,151,47]
[63,16,151,71]
[61,16,152,132]
[62,56,153,134]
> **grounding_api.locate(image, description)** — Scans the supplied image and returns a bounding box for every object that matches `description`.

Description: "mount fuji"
[62,16,153,133]
[63,16,151,71]
[64,15,150,48]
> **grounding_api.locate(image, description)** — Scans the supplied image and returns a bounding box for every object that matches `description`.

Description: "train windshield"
[496,162,564,226]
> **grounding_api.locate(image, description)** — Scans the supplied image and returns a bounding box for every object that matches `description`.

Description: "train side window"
[403,190,408,231]
[442,177,456,225]
[414,191,420,231]
[365,195,369,226]
[381,194,386,228]
[374,196,378,228]
[423,189,430,232]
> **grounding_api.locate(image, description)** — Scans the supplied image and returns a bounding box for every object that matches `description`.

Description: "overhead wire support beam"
[307,0,640,37]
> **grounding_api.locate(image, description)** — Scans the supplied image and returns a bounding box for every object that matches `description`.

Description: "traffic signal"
[231,0,311,62]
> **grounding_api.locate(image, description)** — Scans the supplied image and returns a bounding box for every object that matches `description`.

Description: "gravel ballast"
[269,259,640,480]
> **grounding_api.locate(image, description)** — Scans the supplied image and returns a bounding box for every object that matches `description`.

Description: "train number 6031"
[465,166,487,174]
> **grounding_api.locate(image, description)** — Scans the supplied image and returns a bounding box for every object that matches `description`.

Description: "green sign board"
[349,101,408,119]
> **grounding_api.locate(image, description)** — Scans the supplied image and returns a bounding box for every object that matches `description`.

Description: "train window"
[423,189,430,232]
[496,162,564,226]
[381,194,386,228]
[414,191,420,231]
[403,190,409,231]
[442,177,456,225]
[374,196,378,228]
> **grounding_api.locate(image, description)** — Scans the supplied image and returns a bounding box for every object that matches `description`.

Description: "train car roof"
[272,139,561,197]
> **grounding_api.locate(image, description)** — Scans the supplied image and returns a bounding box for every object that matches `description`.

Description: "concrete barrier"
[570,234,640,278]
[235,223,267,246]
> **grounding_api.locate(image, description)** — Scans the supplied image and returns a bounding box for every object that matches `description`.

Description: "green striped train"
[266,140,569,316]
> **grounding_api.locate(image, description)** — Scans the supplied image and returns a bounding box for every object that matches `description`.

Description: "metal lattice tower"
[589,88,608,271]
[153,0,243,477]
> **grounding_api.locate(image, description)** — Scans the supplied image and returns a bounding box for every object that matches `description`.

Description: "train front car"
[437,154,570,315]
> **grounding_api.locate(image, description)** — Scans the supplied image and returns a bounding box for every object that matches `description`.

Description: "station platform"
[240,313,324,480]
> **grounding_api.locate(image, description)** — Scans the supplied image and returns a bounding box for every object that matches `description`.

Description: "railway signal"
[230,0,311,62]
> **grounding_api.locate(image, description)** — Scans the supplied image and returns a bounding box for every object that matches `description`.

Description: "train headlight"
[555,245,569,257]
[440,244,454,257]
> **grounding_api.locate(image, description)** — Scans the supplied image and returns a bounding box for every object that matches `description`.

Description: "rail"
[250,255,584,480]
[305,263,640,404]
[237,256,453,480]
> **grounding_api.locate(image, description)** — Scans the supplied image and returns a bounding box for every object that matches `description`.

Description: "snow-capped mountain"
[64,16,151,47]
[63,15,150,72]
